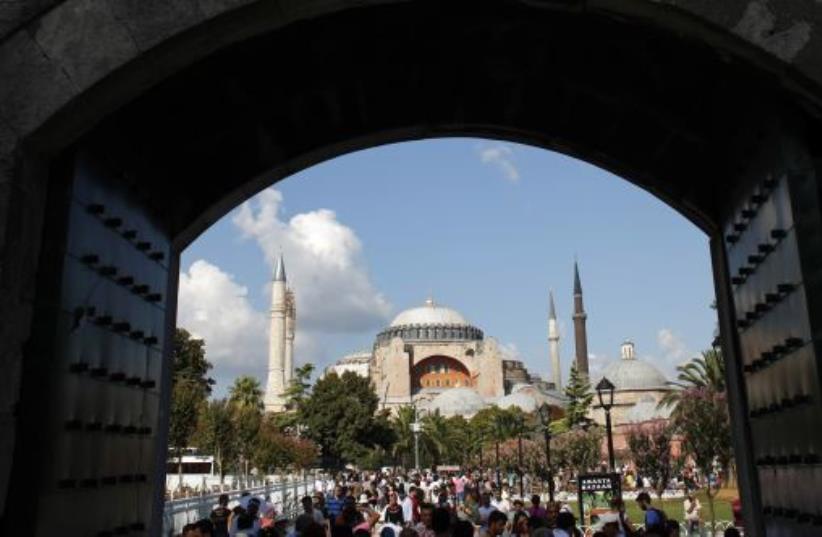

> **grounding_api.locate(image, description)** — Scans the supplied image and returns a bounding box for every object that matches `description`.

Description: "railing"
[162,477,314,536]
[576,521,740,536]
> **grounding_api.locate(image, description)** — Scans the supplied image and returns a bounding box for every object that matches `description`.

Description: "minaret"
[265,254,288,412]
[548,290,562,391]
[284,288,296,386]
[572,261,590,379]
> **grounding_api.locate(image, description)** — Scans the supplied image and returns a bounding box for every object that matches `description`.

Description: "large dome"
[390,298,470,327]
[598,358,669,391]
[421,387,487,417]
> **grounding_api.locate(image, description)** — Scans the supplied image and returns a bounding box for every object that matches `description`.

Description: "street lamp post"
[412,406,422,472]
[538,403,555,502]
[595,377,616,472]
[517,433,524,498]
[495,440,501,490]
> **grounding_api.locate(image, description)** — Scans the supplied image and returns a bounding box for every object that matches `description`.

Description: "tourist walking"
[211,494,232,537]
[683,492,701,537]
[636,492,667,533]
[383,491,406,526]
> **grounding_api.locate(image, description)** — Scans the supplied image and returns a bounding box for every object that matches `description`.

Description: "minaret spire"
[572,261,590,379]
[548,290,562,390]
[274,252,286,282]
[265,252,289,412]
[573,260,582,295]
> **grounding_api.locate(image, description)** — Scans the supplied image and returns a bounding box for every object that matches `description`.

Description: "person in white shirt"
[491,492,510,514]
[401,487,416,525]
[683,492,701,536]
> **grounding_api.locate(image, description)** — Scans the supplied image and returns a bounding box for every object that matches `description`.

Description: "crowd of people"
[176,469,742,537]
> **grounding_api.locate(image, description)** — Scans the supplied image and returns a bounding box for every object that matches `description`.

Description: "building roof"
[421,387,486,417]
[389,298,470,327]
[597,356,669,391]
[338,351,372,364]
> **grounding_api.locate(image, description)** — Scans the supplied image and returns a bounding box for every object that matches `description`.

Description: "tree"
[627,422,676,499]
[172,328,215,399]
[228,376,264,478]
[554,426,603,479]
[253,415,320,473]
[297,371,394,467]
[564,363,594,427]
[276,363,316,431]
[672,388,733,531]
[168,329,214,485]
[421,410,451,466]
[168,379,204,490]
[285,363,315,409]
[229,376,265,413]
[390,405,417,467]
[232,404,262,479]
[660,348,725,408]
[193,398,236,483]
[443,415,471,466]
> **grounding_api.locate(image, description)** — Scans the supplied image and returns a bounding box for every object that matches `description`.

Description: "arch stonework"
[1,1,822,535]
[411,355,473,391]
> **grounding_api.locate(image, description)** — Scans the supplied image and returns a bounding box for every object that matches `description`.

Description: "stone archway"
[2,1,822,535]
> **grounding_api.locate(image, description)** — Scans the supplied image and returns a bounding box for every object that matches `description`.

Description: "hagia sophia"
[262,254,676,432]
[260,259,678,429]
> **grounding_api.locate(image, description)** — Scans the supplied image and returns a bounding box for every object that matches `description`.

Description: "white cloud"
[657,328,692,367]
[478,143,520,183]
[177,260,269,387]
[233,188,392,333]
[177,189,393,392]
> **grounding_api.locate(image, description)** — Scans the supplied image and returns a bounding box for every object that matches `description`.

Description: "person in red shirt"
[731,498,743,529]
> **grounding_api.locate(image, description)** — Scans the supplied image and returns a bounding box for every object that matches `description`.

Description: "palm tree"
[659,348,725,408]
[421,410,451,466]
[229,375,264,413]
[390,405,417,467]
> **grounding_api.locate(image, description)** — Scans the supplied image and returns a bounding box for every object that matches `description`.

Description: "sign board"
[577,473,621,526]
[436,465,460,473]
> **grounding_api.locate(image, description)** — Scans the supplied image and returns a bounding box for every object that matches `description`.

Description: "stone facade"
[372,335,506,411]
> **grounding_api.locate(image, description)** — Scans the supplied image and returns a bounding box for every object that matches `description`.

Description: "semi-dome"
[390,298,470,327]
[598,358,669,391]
[497,391,539,413]
[422,387,487,417]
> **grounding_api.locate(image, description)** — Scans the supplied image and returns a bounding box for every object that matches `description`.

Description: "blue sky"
[178,138,717,396]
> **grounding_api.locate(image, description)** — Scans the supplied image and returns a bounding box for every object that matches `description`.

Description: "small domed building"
[590,340,673,427]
